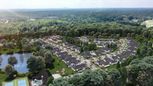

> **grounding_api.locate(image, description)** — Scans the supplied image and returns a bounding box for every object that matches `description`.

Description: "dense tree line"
[16,20,145,39]
[26,40,54,84]
[27,40,55,72]
[3,9,153,23]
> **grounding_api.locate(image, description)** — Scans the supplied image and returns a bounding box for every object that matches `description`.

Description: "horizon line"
[1,7,153,10]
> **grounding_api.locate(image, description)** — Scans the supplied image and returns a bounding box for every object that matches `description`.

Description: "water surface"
[0,53,32,73]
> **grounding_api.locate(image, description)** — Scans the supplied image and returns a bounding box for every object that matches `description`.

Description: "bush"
[47,76,54,85]
[5,71,17,81]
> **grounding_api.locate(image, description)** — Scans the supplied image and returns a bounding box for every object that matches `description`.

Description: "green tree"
[106,69,122,86]
[47,76,54,86]
[27,56,46,73]
[8,56,17,66]
[44,51,54,68]
[50,78,74,86]
[4,64,17,79]
[127,56,153,86]
[80,70,106,86]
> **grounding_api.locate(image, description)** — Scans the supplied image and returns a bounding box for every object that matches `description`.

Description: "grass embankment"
[0,47,36,55]
[0,71,7,86]
[49,56,75,76]
[0,48,20,54]
[106,64,117,70]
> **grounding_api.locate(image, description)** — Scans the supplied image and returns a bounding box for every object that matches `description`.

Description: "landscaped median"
[2,77,29,86]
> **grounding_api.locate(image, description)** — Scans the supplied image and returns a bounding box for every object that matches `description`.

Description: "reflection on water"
[0,53,32,73]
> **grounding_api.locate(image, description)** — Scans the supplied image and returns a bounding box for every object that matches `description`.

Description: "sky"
[0,0,153,9]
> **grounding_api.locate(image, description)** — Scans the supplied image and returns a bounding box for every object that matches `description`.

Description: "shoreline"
[0,50,32,55]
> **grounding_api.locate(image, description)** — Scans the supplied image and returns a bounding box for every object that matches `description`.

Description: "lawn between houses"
[49,55,75,76]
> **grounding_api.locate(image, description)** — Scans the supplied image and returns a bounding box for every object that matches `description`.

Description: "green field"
[49,56,75,76]
[0,22,20,36]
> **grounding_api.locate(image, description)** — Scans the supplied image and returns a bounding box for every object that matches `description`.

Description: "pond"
[0,53,32,73]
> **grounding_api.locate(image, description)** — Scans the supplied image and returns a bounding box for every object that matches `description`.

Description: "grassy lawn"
[49,56,75,76]
[106,64,117,70]
[0,21,20,36]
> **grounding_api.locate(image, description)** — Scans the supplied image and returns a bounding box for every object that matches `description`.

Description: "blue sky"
[0,0,153,9]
